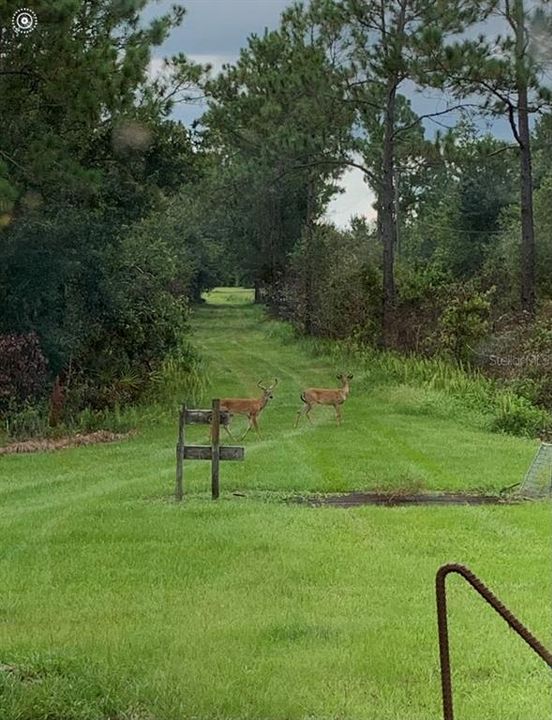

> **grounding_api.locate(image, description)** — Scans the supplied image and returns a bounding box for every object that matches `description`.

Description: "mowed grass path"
[0,288,550,720]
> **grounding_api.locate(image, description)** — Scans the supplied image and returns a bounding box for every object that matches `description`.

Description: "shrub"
[0,332,49,414]
[490,393,551,437]
[270,223,381,342]
[438,285,494,364]
[147,342,207,407]
[75,405,137,435]
[3,403,49,440]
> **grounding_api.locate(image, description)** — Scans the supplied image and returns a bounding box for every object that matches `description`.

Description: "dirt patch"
[0,430,135,455]
[299,491,516,507]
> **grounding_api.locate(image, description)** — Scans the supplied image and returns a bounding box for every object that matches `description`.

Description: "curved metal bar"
[436,563,552,720]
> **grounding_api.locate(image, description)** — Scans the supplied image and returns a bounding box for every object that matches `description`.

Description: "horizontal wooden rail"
[183,445,244,461]
[185,409,230,426]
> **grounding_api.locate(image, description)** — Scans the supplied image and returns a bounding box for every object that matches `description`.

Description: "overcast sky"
[144,0,513,228]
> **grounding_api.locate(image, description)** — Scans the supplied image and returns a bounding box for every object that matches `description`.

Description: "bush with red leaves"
[0,333,49,414]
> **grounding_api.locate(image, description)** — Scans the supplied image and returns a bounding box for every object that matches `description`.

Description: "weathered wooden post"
[175,405,185,502]
[175,401,244,501]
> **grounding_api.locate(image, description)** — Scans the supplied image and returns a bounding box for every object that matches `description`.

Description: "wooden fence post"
[211,398,221,500]
[175,404,185,502]
[175,402,242,501]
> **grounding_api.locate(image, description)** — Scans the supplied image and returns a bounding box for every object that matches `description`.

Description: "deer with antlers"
[219,379,278,440]
[295,373,353,427]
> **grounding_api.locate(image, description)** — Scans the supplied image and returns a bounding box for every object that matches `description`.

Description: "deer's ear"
[348,374,353,380]
[336,374,341,380]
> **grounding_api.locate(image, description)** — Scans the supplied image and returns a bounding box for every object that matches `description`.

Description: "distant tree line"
[197,0,552,409]
[1,0,551,437]
[0,1,222,434]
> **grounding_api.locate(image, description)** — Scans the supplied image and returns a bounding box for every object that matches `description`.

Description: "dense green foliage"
[197,0,551,332]
[0,333,48,414]
[0,1,217,432]
[1,0,551,439]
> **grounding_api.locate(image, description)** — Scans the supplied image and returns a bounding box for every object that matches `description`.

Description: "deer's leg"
[295,402,312,427]
[252,414,262,439]
[223,423,236,441]
[212,414,235,442]
[240,416,253,440]
[334,404,342,425]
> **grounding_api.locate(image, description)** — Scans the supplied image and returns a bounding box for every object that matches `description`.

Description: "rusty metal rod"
[436,563,552,720]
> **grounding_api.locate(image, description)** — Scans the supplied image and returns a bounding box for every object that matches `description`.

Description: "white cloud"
[324,165,376,229]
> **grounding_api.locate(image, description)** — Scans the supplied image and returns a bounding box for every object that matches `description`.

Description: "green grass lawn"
[1,292,550,720]
[202,286,254,306]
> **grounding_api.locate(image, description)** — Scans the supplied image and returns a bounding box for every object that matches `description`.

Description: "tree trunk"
[518,93,536,315]
[254,280,263,304]
[48,375,64,427]
[514,0,536,315]
[380,81,397,346]
[303,178,316,335]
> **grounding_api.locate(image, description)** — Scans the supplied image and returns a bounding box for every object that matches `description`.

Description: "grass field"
[1,288,550,720]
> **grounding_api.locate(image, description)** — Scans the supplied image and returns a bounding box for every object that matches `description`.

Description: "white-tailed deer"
[295,373,353,427]
[219,379,278,440]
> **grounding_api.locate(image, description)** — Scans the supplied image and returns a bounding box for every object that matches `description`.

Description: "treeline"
[1,0,551,439]
[0,2,224,437]
[194,0,552,423]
